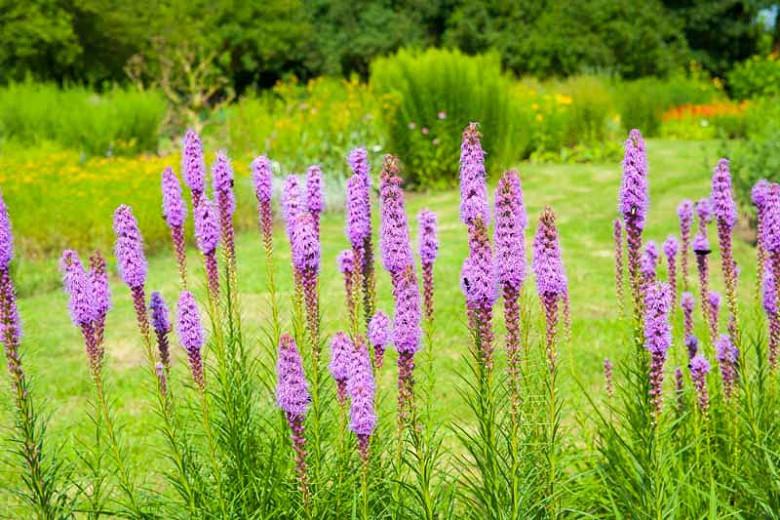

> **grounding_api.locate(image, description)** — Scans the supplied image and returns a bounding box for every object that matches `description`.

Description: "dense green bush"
[728,55,780,100]
[371,48,529,187]
[0,83,166,155]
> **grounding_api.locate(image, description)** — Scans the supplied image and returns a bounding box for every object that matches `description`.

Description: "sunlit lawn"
[1,139,761,512]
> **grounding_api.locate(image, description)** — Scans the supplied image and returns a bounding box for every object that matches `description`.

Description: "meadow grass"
[0,138,756,515]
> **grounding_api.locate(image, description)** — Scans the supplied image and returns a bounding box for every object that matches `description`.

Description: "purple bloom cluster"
[459,123,490,226]
[176,290,205,388]
[715,333,739,399]
[0,193,13,271]
[532,208,567,300]
[664,235,678,300]
[493,170,527,293]
[282,175,302,237]
[150,291,171,367]
[764,183,780,254]
[368,310,390,368]
[418,210,439,267]
[461,220,497,310]
[348,339,377,439]
[252,155,273,204]
[161,167,187,228]
[306,166,324,217]
[393,267,422,356]
[618,129,649,230]
[338,250,354,276]
[379,157,414,276]
[60,251,93,328]
[711,159,737,230]
[113,205,147,290]
[212,151,236,217]
[644,281,672,416]
[291,213,321,275]
[696,198,713,230]
[640,240,659,282]
[348,147,370,187]
[276,333,310,417]
[689,354,710,413]
[182,130,206,204]
[329,332,352,403]
[346,174,370,249]
[194,198,220,255]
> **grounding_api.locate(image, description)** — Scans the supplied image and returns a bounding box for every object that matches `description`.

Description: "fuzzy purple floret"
[337,249,355,275]
[276,333,310,416]
[644,282,672,356]
[281,175,302,234]
[681,292,695,314]
[693,233,710,254]
[696,198,713,226]
[752,179,770,211]
[89,253,110,319]
[763,184,780,253]
[763,266,776,315]
[328,332,352,382]
[641,240,659,279]
[182,130,206,195]
[532,209,567,299]
[678,200,694,233]
[161,167,187,228]
[418,209,438,266]
[379,163,413,274]
[663,236,678,259]
[150,291,170,335]
[618,129,649,229]
[113,205,147,289]
[306,165,324,216]
[368,310,390,347]
[690,354,710,377]
[461,223,497,309]
[346,174,370,248]
[251,155,273,204]
[711,159,737,230]
[715,333,739,395]
[212,151,236,216]
[0,193,12,271]
[393,268,422,355]
[347,341,377,436]
[348,147,371,188]
[291,213,320,273]
[708,291,721,314]
[494,171,527,292]
[60,250,92,327]
[194,197,220,255]
[176,291,204,354]
[459,123,490,226]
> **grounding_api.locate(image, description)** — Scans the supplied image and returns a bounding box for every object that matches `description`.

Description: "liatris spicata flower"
[763,266,779,369]
[533,207,567,370]
[113,205,151,345]
[693,232,712,340]
[604,358,614,398]
[764,184,780,334]
[0,194,22,387]
[276,333,310,504]
[345,173,370,251]
[60,250,101,371]
[368,310,390,369]
[619,129,649,315]
[347,147,376,323]
[150,292,171,369]
[663,236,678,303]
[686,335,699,361]
[613,219,625,311]
[461,219,497,369]
[282,175,302,239]
[338,249,357,327]
[696,198,713,236]
[347,338,376,462]
[0,194,12,273]
[182,129,206,208]
[379,156,414,280]
[459,123,490,227]
[252,155,274,256]
[681,292,696,358]
[752,180,770,286]
[329,332,352,405]
[194,197,221,300]
[644,281,673,418]
[711,159,739,341]
[674,367,685,414]
[176,291,205,390]
[689,354,711,413]
[306,165,324,236]
[161,167,188,287]
[212,151,236,263]
[89,252,110,347]
[640,240,659,285]
[155,361,168,398]
[678,200,694,290]
[393,266,422,425]
[708,291,721,339]
[418,209,439,320]
[291,213,321,354]
[715,333,739,399]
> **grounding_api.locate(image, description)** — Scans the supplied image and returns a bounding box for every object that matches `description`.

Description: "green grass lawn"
[1,139,760,513]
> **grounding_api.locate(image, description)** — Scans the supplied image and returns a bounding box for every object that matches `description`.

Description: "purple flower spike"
[113,205,147,289]
[418,209,439,266]
[618,129,649,230]
[368,310,390,368]
[494,170,527,293]
[640,240,659,283]
[348,147,371,187]
[663,236,678,261]
[461,221,498,310]
[696,198,713,228]
[150,291,171,368]
[715,333,739,399]
[644,281,672,416]
[764,184,780,254]
[306,165,324,217]
[329,332,353,404]
[681,291,695,344]
[346,174,370,249]
[393,267,422,356]
[176,290,206,389]
[711,159,737,230]
[348,339,377,440]
[60,250,92,328]
[281,175,302,233]
[291,213,320,275]
[664,235,678,301]
[89,252,110,325]
[276,333,310,417]
[752,180,770,212]
[212,151,236,217]
[459,123,490,227]
[0,193,13,271]
[689,354,711,413]
[693,233,710,254]
[533,207,567,370]
[338,250,354,275]
[182,130,206,205]
[763,266,780,369]
[194,197,220,255]
[379,156,413,276]
[252,155,273,204]
[678,200,694,236]
[161,167,187,228]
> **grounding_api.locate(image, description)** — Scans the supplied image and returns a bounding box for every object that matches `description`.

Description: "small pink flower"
[421,127,430,135]
[437,111,447,120]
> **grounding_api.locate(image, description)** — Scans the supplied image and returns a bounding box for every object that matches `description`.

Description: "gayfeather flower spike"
[348,337,377,464]
[715,333,739,399]
[212,151,237,265]
[663,236,678,305]
[348,148,376,324]
[368,310,390,369]
[604,358,614,399]
[252,155,274,259]
[328,332,352,405]
[113,205,152,352]
[640,240,659,286]
[533,207,568,371]
[678,200,694,291]
[763,266,779,369]
[60,250,101,373]
[176,291,206,390]
[291,213,321,364]
[461,219,498,370]
[89,252,110,353]
[696,198,713,238]
[393,266,422,426]
[161,167,188,287]
[345,173,370,323]
[708,291,721,340]
[763,184,780,353]
[379,156,414,284]
[681,292,697,358]
[306,165,324,237]
[613,219,625,312]
[674,367,685,415]
[150,292,171,369]
[0,193,22,386]
[194,197,221,302]
[282,175,303,244]
[276,333,311,506]
[459,123,490,227]
[711,159,739,341]
[418,209,439,320]
[752,180,770,292]
[689,354,711,414]
[338,250,357,330]
[644,282,673,419]
[693,232,713,342]
[619,129,649,319]
[182,129,206,209]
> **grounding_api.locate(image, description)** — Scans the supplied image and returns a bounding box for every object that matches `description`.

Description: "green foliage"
[371,49,525,187]
[0,82,165,155]
[728,54,780,99]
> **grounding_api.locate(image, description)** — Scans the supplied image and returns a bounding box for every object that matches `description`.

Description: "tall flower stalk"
[182,129,206,210]
[678,200,694,291]
[195,197,221,304]
[763,184,780,372]
[348,148,376,324]
[614,219,625,312]
[752,180,770,303]
[690,354,711,414]
[252,155,281,343]
[663,236,678,305]
[347,337,377,519]
[368,310,390,370]
[711,159,739,343]
[418,209,439,321]
[715,333,738,400]
[162,167,188,288]
[763,266,779,369]
[212,152,240,325]
[693,232,714,343]
[328,332,352,406]
[306,165,324,238]
[643,282,673,420]
[338,250,358,333]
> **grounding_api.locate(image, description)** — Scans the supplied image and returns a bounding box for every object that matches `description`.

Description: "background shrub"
[371,48,528,187]
[728,54,780,100]
[0,83,166,155]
